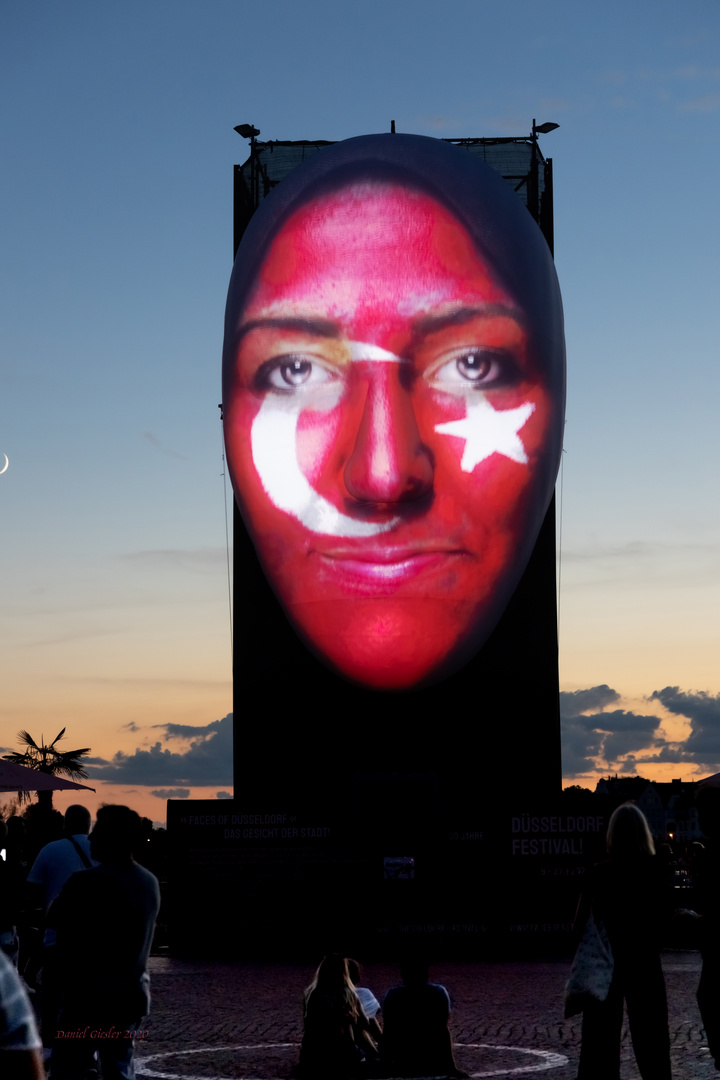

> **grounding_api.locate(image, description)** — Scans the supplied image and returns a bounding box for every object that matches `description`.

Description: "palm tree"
[3,729,91,808]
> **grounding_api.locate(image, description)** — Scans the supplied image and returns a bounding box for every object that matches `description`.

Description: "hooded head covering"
[223,133,565,436]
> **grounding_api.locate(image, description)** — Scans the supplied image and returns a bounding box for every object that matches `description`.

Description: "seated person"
[299,954,377,1077]
[381,956,465,1077]
[346,958,382,1043]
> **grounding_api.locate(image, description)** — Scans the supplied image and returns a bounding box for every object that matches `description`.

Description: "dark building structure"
[168,126,569,956]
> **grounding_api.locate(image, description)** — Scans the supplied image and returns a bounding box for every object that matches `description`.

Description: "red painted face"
[224,182,556,689]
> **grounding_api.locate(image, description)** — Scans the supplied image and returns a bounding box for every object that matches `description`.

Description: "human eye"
[255,353,337,393]
[427,347,520,390]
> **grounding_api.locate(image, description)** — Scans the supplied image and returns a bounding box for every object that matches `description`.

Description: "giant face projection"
[223,135,565,690]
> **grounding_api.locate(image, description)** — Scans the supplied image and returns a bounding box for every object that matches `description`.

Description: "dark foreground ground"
[135,950,714,1080]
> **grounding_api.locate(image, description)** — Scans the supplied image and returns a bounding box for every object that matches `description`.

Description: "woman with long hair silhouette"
[577,802,672,1080]
[299,953,377,1077]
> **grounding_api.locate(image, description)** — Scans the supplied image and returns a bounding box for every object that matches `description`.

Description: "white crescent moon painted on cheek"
[250,396,398,539]
[0,454,8,475]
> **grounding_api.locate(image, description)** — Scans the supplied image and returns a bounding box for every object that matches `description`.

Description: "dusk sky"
[2,1,719,823]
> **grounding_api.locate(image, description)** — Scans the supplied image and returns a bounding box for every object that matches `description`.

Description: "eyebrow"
[236,316,341,344]
[235,304,524,351]
[411,304,524,339]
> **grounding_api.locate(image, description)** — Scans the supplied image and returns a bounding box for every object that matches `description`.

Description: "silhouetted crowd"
[568,792,720,1080]
[1,790,719,1080]
[0,803,160,1080]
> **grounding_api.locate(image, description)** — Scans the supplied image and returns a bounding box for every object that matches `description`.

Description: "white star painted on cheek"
[434,398,535,472]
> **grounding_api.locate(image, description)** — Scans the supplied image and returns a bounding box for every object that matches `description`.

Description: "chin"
[286,595,496,691]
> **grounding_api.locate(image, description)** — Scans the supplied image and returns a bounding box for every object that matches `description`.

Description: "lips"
[309,541,469,594]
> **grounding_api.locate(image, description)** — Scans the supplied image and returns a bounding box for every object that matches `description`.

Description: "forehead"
[245,181,513,321]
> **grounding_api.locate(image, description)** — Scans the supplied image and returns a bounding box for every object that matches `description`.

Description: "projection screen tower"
[224,124,561,949]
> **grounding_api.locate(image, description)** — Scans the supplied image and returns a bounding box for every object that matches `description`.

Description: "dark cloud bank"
[88,687,720,795]
[87,714,233,799]
[561,686,720,779]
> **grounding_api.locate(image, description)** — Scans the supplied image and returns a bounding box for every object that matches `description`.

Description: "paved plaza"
[135,950,715,1080]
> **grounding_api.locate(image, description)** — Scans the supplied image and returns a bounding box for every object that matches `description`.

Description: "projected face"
[224,182,559,689]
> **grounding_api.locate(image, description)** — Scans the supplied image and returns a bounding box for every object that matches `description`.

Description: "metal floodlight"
[534,122,560,135]
[234,124,261,139]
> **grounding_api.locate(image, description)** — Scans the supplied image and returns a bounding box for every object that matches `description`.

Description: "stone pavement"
[134,950,715,1080]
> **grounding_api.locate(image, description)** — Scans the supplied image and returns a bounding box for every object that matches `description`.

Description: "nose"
[343,363,434,504]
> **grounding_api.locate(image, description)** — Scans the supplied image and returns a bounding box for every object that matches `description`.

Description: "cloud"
[560,686,663,778]
[634,746,692,766]
[651,687,720,727]
[216,791,233,800]
[151,788,190,799]
[117,549,227,573]
[561,541,719,592]
[560,685,621,777]
[23,627,122,649]
[678,94,720,113]
[154,722,223,739]
[87,714,233,787]
[563,541,655,563]
[597,711,664,763]
[648,688,720,768]
[561,713,606,777]
[561,684,720,779]
[75,676,227,689]
[673,65,720,80]
[537,97,569,114]
[560,685,620,715]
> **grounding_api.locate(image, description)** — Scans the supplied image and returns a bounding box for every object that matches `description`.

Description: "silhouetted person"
[576,803,671,1080]
[50,805,160,1080]
[5,819,30,882]
[381,956,465,1077]
[0,947,43,1080]
[694,786,720,1069]
[4,819,32,982]
[0,822,21,967]
[27,805,94,925]
[26,804,96,1053]
[346,959,382,1043]
[299,954,378,1077]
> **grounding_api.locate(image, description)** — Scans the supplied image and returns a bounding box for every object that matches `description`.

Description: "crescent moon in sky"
[0,454,8,475]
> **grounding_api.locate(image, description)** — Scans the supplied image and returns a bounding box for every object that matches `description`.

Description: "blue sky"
[2,1,719,818]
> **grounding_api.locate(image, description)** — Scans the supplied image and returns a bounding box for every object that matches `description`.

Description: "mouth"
[310,543,469,590]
